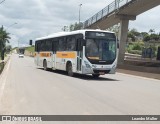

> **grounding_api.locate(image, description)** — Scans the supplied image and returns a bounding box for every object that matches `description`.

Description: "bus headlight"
[112,64,116,69]
[84,61,91,68]
[92,65,97,68]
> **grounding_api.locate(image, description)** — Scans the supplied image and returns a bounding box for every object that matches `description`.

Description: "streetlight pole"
[6,22,17,30]
[79,4,82,24]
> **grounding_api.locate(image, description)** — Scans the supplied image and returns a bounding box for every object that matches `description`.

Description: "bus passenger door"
[34,52,38,66]
[52,40,57,70]
[36,52,40,66]
[77,39,83,71]
[52,51,56,69]
[35,42,40,66]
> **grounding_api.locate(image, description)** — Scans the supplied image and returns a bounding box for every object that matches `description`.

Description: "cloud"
[0,0,159,47]
[129,6,160,32]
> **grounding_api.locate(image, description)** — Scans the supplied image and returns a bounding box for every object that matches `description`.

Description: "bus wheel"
[43,60,48,71]
[92,74,100,78]
[67,63,74,77]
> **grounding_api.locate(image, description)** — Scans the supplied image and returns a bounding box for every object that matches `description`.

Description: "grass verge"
[25,46,35,53]
[0,62,5,75]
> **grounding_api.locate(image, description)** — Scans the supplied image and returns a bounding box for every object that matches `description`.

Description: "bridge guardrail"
[83,0,132,28]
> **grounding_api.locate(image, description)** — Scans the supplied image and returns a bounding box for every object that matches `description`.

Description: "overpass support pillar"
[118,19,129,64]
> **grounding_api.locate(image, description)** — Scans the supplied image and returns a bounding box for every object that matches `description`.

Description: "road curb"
[0,55,10,76]
[118,63,160,74]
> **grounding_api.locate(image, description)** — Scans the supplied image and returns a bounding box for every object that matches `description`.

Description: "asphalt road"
[0,54,160,123]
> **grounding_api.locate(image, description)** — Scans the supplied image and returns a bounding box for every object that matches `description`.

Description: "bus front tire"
[43,60,48,71]
[67,63,74,77]
[92,74,100,78]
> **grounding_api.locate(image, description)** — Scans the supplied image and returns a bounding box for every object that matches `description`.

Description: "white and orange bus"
[34,29,117,78]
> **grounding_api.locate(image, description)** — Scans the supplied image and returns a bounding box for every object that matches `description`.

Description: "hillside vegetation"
[25,46,35,52]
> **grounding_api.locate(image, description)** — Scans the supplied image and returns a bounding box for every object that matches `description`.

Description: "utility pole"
[79,4,82,24]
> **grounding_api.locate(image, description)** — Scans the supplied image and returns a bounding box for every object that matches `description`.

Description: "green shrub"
[25,46,35,53]
[128,50,142,55]
[126,41,144,53]
[132,44,141,50]
[128,42,134,45]
[132,41,144,50]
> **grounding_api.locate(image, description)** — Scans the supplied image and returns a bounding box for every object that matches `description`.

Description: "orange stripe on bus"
[56,52,76,58]
[39,52,51,57]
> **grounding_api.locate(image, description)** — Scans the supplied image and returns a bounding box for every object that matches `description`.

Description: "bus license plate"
[99,72,105,75]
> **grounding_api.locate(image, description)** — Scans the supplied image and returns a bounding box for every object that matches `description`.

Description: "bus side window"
[58,37,66,51]
[52,39,55,52]
[66,36,76,51]
[53,39,59,52]
[40,40,46,51]
[46,40,52,51]
[35,42,37,52]
[37,41,41,52]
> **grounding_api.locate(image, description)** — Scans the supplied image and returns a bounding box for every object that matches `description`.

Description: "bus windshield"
[86,38,116,64]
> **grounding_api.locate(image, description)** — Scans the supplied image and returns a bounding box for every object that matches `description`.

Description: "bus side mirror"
[117,39,119,49]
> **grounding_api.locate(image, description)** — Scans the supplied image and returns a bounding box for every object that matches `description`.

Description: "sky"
[0,0,160,47]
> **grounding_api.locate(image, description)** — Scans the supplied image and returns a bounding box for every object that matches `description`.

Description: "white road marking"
[0,59,11,101]
[117,72,160,82]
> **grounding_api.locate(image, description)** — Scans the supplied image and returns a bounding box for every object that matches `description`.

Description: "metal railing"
[83,0,133,28]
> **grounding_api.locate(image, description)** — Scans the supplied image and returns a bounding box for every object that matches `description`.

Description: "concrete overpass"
[83,0,160,64]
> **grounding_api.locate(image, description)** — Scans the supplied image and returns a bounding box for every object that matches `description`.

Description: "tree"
[128,32,135,41]
[144,35,151,42]
[127,28,141,42]
[150,33,159,41]
[140,32,148,37]
[62,22,83,32]
[62,26,69,32]
[6,45,12,53]
[0,26,10,46]
[0,26,10,60]
[130,28,140,36]
[149,29,155,34]
[69,22,83,31]
[107,24,120,37]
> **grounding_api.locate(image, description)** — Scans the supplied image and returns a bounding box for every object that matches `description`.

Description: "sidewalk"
[117,54,160,80]
[117,68,160,80]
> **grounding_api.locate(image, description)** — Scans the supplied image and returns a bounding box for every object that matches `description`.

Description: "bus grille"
[93,70,110,74]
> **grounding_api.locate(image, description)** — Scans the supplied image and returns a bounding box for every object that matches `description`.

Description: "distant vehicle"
[34,29,118,78]
[18,48,25,54]
[19,53,24,58]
